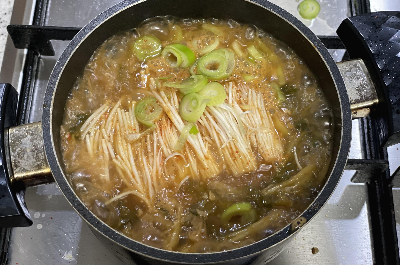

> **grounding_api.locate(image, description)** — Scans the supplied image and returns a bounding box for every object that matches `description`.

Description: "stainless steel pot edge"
[42,0,352,263]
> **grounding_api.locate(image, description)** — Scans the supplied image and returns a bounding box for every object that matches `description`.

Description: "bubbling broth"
[60,17,332,253]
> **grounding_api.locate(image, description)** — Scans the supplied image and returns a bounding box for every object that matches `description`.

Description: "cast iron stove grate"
[1,0,400,264]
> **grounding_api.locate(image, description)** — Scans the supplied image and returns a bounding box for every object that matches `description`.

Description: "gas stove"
[1,0,400,264]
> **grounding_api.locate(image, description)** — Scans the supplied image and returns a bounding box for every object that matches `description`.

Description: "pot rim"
[42,0,352,263]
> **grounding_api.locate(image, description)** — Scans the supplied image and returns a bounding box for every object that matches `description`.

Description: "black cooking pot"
[2,0,354,264]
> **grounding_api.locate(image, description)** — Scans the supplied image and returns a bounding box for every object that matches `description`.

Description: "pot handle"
[336,59,379,119]
[337,11,400,146]
[7,122,53,187]
[0,83,53,227]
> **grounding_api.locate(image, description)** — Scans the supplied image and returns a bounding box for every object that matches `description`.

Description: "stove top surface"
[1,0,400,264]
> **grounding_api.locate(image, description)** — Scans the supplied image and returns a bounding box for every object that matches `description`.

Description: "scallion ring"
[164,75,208,95]
[298,0,321,19]
[221,202,256,225]
[198,82,226,106]
[200,37,220,55]
[197,49,235,80]
[179,93,208,122]
[133,35,162,61]
[162,44,196,68]
[190,60,198,76]
[134,97,163,127]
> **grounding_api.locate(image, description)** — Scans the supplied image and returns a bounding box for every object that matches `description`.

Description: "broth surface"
[60,17,333,253]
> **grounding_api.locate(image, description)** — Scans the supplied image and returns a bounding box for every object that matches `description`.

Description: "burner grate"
[1,0,400,264]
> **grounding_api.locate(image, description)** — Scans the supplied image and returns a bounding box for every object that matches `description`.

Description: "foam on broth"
[60,17,332,253]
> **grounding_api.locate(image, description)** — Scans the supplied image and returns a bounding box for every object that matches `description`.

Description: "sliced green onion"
[197,49,235,80]
[243,74,255,82]
[202,24,224,36]
[271,115,289,136]
[298,0,321,19]
[134,97,163,127]
[256,39,272,54]
[133,35,162,61]
[157,76,173,80]
[281,84,298,95]
[164,75,208,95]
[247,56,257,64]
[174,123,193,151]
[190,60,198,76]
[256,39,279,63]
[200,37,220,55]
[198,82,226,106]
[247,45,263,61]
[162,44,196,68]
[277,66,286,86]
[179,93,207,122]
[271,82,285,102]
[156,76,173,89]
[189,125,199,135]
[221,202,256,225]
[170,24,183,41]
[232,40,246,58]
[262,164,317,196]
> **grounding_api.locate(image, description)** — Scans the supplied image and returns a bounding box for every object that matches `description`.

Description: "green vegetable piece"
[232,40,246,58]
[162,44,196,68]
[202,24,225,36]
[271,82,286,102]
[262,164,317,197]
[241,208,257,225]
[228,209,283,241]
[189,60,198,76]
[281,84,298,95]
[157,76,173,80]
[189,125,199,135]
[179,93,207,122]
[174,122,194,151]
[221,202,256,225]
[246,56,257,64]
[133,35,162,61]
[276,66,286,86]
[247,45,263,61]
[271,115,289,136]
[298,0,321,19]
[134,97,163,127]
[198,82,226,106]
[164,75,208,95]
[197,49,235,80]
[243,74,255,82]
[294,118,309,131]
[256,39,279,63]
[170,24,183,42]
[69,113,90,139]
[200,37,220,55]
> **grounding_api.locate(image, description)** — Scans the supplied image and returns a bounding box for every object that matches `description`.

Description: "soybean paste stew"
[60,17,333,253]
